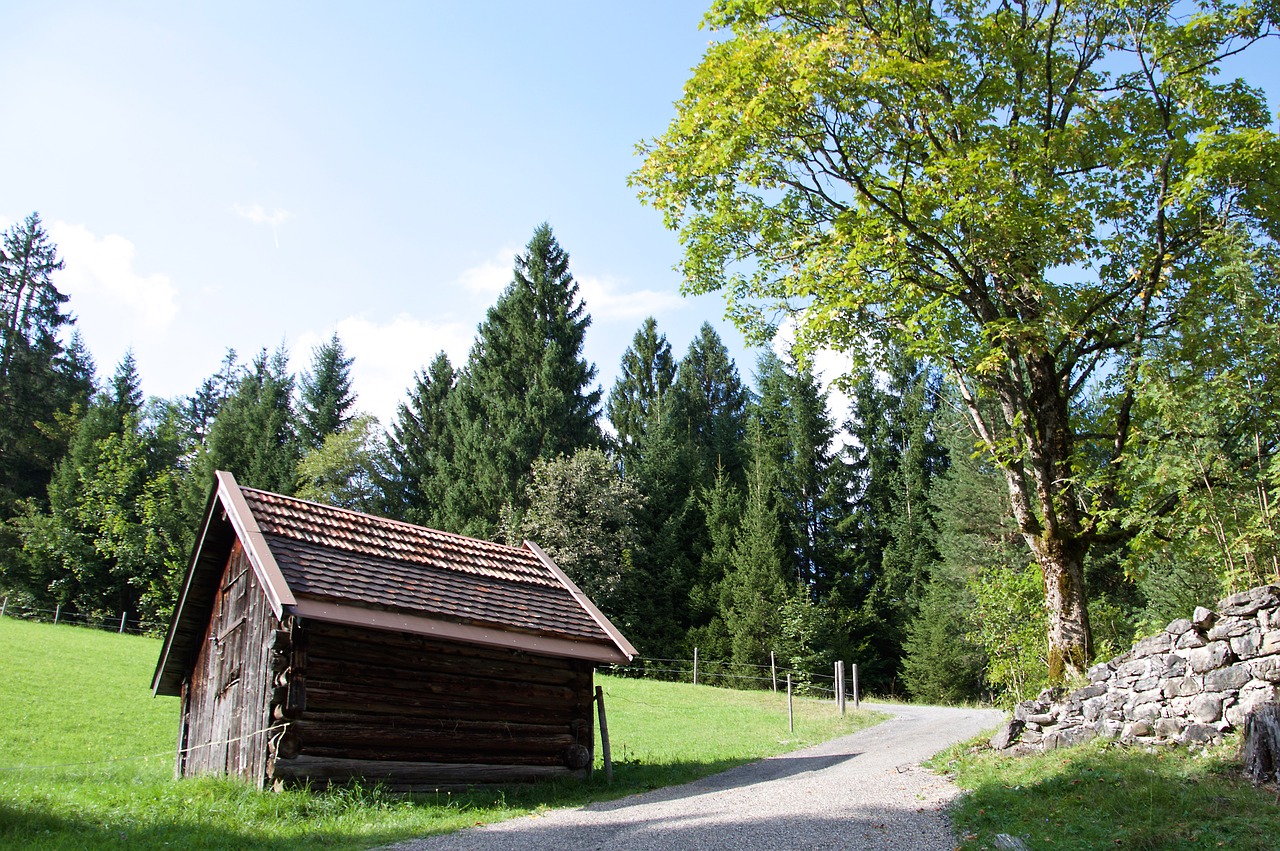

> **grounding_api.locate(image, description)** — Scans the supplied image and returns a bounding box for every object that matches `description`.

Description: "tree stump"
[1241,703,1280,786]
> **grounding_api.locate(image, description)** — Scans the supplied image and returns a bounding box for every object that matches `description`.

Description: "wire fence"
[0,596,164,637]
[599,651,859,703]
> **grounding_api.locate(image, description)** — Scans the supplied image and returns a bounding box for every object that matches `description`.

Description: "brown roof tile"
[239,487,604,642]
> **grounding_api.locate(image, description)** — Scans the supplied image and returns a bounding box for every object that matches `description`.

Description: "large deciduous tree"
[635,0,1280,676]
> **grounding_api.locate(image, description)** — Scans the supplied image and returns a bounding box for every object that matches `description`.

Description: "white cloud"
[233,204,292,228]
[233,204,292,247]
[577,274,684,324]
[49,221,179,328]
[457,247,517,297]
[294,313,475,426]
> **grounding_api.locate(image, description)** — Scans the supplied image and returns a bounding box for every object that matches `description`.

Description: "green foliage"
[607,317,676,470]
[635,0,1280,675]
[11,354,190,621]
[969,563,1049,707]
[514,448,644,620]
[936,736,1280,850]
[297,333,356,452]
[204,347,299,495]
[0,213,92,516]
[1123,232,1280,615]
[387,352,455,526]
[295,413,392,514]
[444,224,602,538]
[667,322,748,486]
[901,572,987,705]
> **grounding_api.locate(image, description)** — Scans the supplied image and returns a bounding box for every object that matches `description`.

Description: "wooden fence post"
[54,603,61,625]
[693,647,698,686]
[787,674,793,732]
[595,685,613,784]
[1,595,7,618]
[838,660,846,716]
[852,663,860,708]
[119,611,127,634]
[771,651,777,693]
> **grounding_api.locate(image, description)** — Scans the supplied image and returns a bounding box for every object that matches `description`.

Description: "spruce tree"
[667,322,748,486]
[607,317,675,469]
[204,346,299,494]
[443,224,602,538]
[387,352,455,525]
[298,333,355,451]
[0,214,93,514]
[751,352,848,596]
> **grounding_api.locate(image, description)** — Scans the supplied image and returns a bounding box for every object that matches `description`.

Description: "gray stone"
[1259,631,1280,656]
[1177,630,1208,650]
[1131,687,1164,706]
[1190,693,1223,723]
[1203,663,1251,692]
[994,835,1030,851]
[1123,720,1152,739]
[1083,695,1107,722]
[1219,585,1280,617]
[1166,618,1195,636]
[1209,618,1255,642]
[1134,675,1161,693]
[1117,658,1149,678]
[1162,654,1188,677]
[990,719,1024,750]
[1249,656,1280,683]
[1095,719,1123,740]
[1130,703,1161,722]
[1231,630,1264,659]
[1183,724,1222,745]
[1132,632,1173,657]
[1162,676,1201,699]
[1187,641,1233,673]
[1074,683,1107,700]
[1154,717,1186,738]
[1087,661,1115,683]
[1192,606,1218,629]
[1013,701,1047,722]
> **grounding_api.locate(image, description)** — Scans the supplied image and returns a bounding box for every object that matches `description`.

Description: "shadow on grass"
[0,799,396,851]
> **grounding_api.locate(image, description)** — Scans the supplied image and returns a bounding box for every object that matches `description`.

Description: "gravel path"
[386,702,1005,851]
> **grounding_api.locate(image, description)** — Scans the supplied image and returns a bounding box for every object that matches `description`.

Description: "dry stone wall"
[993,584,1280,753]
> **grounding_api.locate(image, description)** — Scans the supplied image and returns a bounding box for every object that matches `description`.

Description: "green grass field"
[0,618,884,850]
[930,735,1280,850]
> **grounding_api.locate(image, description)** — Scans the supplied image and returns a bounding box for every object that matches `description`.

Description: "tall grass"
[0,618,884,850]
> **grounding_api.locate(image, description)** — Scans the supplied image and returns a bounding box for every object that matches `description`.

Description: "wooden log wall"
[179,540,279,786]
[268,620,596,790]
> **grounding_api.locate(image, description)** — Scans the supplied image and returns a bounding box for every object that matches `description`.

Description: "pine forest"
[2,215,1278,706]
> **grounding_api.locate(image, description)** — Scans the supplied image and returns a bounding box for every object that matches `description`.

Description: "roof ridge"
[238,485,532,554]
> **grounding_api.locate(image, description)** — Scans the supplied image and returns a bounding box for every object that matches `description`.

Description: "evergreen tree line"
[3,215,1276,704]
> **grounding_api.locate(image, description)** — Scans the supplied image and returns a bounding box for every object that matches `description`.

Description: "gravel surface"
[385,702,1005,851]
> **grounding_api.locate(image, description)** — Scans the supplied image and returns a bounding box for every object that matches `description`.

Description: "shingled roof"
[153,471,636,695]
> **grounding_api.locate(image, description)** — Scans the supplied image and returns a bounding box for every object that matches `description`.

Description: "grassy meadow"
[931,735,1280,851]
[0,618,884,850]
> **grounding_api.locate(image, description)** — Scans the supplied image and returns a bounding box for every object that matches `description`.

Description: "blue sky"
[0,2,753,423]
[2,3,1278,425]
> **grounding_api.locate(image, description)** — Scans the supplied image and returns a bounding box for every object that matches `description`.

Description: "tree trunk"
[1030,532,1092,680]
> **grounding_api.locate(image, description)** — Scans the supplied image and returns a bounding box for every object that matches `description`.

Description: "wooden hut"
[152,471,636,790]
